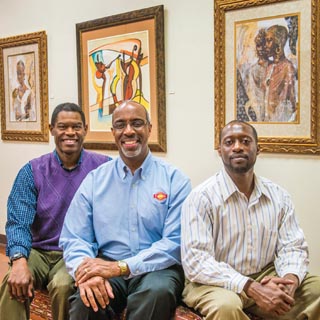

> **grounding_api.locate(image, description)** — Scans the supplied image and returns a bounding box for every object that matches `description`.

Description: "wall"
[0,0,319,273]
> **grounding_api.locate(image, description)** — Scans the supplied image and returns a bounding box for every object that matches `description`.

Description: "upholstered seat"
[30,289,202,320]
[30,289,264,320]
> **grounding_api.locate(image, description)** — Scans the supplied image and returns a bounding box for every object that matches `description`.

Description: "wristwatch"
[9,252,26,266]
[117,260,128,276]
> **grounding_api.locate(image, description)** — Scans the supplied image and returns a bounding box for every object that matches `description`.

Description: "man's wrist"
[117,260,129,276]
[243,278,257,297]
[284,273,299,286]
[9,253,27,266]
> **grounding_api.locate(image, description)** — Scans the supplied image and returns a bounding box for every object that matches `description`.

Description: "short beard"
[120,144,142,158]
[223,161,255,175]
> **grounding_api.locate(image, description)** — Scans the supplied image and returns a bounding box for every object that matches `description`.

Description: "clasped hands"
[75,257,120,312]
[246,274,299,317]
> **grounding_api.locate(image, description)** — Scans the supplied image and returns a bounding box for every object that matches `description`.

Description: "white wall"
[0,0,319,273]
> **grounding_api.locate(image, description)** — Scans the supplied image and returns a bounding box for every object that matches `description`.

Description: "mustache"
[230,154,249,160]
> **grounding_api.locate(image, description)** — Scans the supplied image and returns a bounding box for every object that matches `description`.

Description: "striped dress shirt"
[181,168,309,293]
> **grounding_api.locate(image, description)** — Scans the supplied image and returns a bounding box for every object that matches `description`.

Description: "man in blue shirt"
[60,100,191,320]
[0,102,111,320]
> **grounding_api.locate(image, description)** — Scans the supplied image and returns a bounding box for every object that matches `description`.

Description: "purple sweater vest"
[30,150,109,251]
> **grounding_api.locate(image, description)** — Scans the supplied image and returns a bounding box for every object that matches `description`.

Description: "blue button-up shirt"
[60,152,191,278]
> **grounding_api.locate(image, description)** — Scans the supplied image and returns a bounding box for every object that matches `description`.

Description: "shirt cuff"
[227,273,251,293]
[8,246,29,259]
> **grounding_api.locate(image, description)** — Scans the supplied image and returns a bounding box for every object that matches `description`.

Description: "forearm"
[125,238,180,277]
[6,163,37,257]
[275,194,309,283]
[183,252,249,293]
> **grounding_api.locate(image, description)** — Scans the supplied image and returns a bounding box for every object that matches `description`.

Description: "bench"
[30,289,264,320]
[30,289,202,320]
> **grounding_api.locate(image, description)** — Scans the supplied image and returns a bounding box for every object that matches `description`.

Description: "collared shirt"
[6,149,106,257]
[181,168,309,293]
[60,152,191,279]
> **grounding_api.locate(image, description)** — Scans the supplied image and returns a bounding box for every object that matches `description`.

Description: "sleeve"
[274,191,309,284]
[6,163,37,258]
[59,172,99,279]
[125,171,192,277]
[181,190,250,293]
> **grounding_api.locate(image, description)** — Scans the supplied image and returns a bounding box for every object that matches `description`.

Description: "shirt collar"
[219,167,271,202]
[117,150,151,180]
[53,149,84,171]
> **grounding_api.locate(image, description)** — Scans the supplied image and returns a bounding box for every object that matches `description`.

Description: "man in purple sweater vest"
[0,102,111,320]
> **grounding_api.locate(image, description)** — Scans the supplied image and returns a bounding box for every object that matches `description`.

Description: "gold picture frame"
[0,31,49,142]
[76,5,166,152]
[214,0,320,154]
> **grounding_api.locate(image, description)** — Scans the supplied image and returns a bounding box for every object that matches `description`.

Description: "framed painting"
[76,5,166,151]
[214,0,320,154]
[0,31,49,142]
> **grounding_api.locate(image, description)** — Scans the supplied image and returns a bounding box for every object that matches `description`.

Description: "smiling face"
[218,122,260,178]
[111,101,151,171]
[50,111,87,158]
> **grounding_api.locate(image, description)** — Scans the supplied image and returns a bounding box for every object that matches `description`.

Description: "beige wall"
[0,0,319,273]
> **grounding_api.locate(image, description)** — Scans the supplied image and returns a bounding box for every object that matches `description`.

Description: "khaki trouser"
[0,248,74,320]
[183,264,320,320]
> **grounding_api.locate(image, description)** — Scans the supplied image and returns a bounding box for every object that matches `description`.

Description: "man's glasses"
[112,119,148,131]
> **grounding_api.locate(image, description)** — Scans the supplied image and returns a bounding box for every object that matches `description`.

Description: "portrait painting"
[77,5,166,151]
[214,0,320,155]
[236,15,299,124]
[0,31,48,142]
[8,53,37,122]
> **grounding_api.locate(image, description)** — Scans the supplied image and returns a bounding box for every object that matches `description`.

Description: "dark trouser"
[69,264,184,320]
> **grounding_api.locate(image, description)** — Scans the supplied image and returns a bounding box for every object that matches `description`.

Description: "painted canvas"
[235,15,299,123]
[87,31,150,132]
[8,53,37,122]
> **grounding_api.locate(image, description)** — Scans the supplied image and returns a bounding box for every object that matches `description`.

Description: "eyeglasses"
[112,119,148,131]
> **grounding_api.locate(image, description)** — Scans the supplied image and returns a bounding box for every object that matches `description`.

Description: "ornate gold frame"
[76,5,166,152]
[0,31,49,142]
[214,0,320,154]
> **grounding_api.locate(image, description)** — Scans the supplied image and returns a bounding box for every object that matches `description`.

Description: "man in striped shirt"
[181,120,320,319]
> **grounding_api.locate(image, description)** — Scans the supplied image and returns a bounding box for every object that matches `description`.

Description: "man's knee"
[48,273,74,297]
[152,283,176,301]
[134,283,176,305]
[213,297,243,312]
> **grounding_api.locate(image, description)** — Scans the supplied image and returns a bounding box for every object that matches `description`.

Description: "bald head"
[112,100,150,124]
